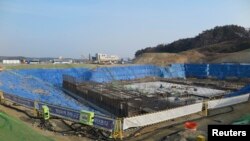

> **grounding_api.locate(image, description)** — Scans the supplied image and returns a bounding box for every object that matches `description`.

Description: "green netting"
[0,112,54,141]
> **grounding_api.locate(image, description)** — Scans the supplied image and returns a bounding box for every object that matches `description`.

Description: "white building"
[2,60,21,64]
[96,53,119,63]
[53,59,73,64]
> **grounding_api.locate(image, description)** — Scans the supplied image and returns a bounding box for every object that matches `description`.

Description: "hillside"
[134,49,250,65]
[134,51,205,65]
[134,25,250,65]
[209,50,250,63]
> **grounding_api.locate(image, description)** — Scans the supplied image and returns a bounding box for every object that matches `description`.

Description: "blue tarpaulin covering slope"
[13,68,90,86]
[0,69,99,113]
[78,64,186,83]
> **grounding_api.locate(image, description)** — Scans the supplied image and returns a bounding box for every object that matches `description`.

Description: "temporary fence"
[184,64,208,78]
[185,64,250,79]
[76,64,186,83]
[1,92,115,132]
[122,94,250,130]
[123,102,203,130]
[161,64,186,78]
[79,65,164,83]
[184,63,250,98]
[208,94,250,109]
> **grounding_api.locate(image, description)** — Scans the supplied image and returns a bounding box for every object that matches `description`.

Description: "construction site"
[1,63,250,141]
[63,75,243,117]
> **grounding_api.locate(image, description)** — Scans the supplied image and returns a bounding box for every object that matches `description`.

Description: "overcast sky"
[0,0,250,58]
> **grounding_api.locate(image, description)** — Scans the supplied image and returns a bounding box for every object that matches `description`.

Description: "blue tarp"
[184,64,208,78]
[1,64,250,113]
[77,64,186,83]
[14,68,89,86]
[161,64,186,78]
[185,64,250,79]
[225,85,250,97]
[185,64,250,97]
[0,69,99,113]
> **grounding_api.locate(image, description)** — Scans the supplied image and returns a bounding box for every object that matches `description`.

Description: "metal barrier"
[4,93,34,108]
[0,91,115,132]
[185,64,250,79]
[38,102,81,122]
[94,115,115,132]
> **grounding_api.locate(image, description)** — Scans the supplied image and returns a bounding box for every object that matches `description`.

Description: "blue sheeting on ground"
[77,64,186,83]
[0,69,100,113]
[14,68,90,86]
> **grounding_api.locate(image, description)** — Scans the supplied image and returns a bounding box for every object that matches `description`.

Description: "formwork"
[63,76,244,117]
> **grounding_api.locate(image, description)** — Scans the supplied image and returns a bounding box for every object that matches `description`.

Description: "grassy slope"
[3,63,98,70]
[2,63,133,70]
[1,63,134,70]
[0,112,54,141]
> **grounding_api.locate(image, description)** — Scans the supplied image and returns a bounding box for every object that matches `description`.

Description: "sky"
[0,0,250,58]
